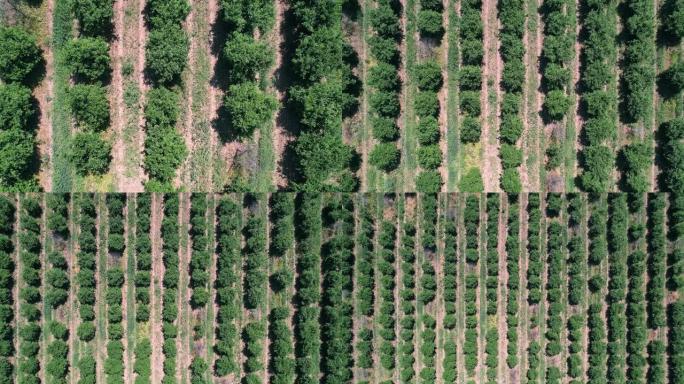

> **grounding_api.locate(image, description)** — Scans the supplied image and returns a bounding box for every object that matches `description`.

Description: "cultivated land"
[0,0,682,193]
[0,191,681,384]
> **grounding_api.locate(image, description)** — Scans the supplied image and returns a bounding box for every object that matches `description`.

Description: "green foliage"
[0,84,35,132]
[223,33,274,83]
[413,61,442,91]
[372,117,399,142]
[293,28,343,83]
[543,90,570,121]
[64,38,111,83]
[69,132,111,176]
[369,63,400,91]
[416,170,442,193]
[146,0,190,29]
[0,27,43,84]
[460,116,481,144]
[664,61,684,94]
[459,168,483,192]
[0,129,36,189]
[224,83,277,138]
[68,85,110,132]
[145,26,189,85]
[414,91,439,117]
[417,10,444,37]
[369,143,400,171]
[71,0,114,37]
[220,0,274,33]
[416,145,442,170]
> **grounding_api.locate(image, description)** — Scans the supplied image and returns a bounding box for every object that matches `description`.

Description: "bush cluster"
[626,200,648,384]
[355,199,375,375]
[221,1,277,140]
[65,2,115,177]
[134,194,152,383]
[622,0,655,124]
[646,195,667,329]
[607,194,629,383]
[505,195,520,368]
[443,217,457,330]
[320,196,355,384]
[189,195,210,308]
[419,315,436,383]
[377,217,397,372]
[290,1,358,191]
[540,0,573,122]
[213,198,241,376]
[566,194,585,306]
[143,1,189,190]
[76,195,98,383]
[544,197,565,363]
[0,27,43,190]
[104,195,126,384]
[497,0,525,191]
[484,195,500,381]
[399,218,417,383]
[463,195,479,376]
[268,193,295,383]
[294,193,321,382]
[161,194,181,383]
[526,194,542,305]
[45,195,70,383]
[669,302,684,384]
[0,198,15,383]
[577,2,617,192]
[368,1,403,172]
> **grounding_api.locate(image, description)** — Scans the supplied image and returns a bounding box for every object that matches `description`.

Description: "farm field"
[0,192,682,384]
[0,0,683,193]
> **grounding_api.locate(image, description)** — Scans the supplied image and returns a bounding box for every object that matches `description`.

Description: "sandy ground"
[111,0,127,191]
[497,197,509,384]
[515,193,529,383]
[136,0,149,188]
[399,0,411,192]
[177,194,192,384]
[572,36,583,188]
[481,0,502,192]
[67,198,80,384]
[149,194,164,384]
[179,4,196,189]
[36,0,54,190]
[432,200,445,383]
[206,1,220,191]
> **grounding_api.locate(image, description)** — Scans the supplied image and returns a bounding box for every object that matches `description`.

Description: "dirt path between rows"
[272,0,293,189]
[111,0,128,191]
[514,194,529,384]
[149,194,164,384]
[180,3,196,189]
[121,199,132,384]
[399,0,412,192]
[497,198,509,383]
[177,194,192,384]
[438,6,449,191]
[67,198,80,384]
[37,0,55,190]
[481,0,502,192]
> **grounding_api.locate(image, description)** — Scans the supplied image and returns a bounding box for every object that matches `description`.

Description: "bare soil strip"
[481,0,502,191]
[111,0,128,190]
[122,198,132,384]
[497,197,509,383]
[438,6,450,191]
[37,0,55,189]
[179,4,196,188]
[68,198,80,384]
[515,193,529,383]
[149,194,164,384]
[272,0,292,189]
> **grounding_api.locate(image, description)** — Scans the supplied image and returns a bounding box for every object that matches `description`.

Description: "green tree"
[221,0,274,33]
[459,168,483,192]
[460,117,481,143]
[0,27,42,84]
[417,145,442,170]
[144,127,187,183]
[146,0,191,28]
[664,61,684,94]
[417,116,440,145]
[144,87,181,128]
[64,38,111,83]
[416,170,442,193]
[544,90,570,121]
[69,132,111,176]
[501,168,521,192]
[68,85,110,132]
[417,10,444,37]
[293,28,343,83]
[371,117,399,142]
[290,80,344,132]
[664,0,684,39]
[0,84,35,131]
[369,142,400,171]
[0,129,35,188]
[71,0,114,37]
[145,26,188,85]
[224,83,277,138]
[413,61,442,91]
[369,4,401,39]
[414,91,439,117]
[368,63,400,91]
[223,33,274,83]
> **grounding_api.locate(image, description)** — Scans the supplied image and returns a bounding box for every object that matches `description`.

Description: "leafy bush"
[0,129,35,188]
[0,84,34,132]
[71,0,114,36]
[145,26,189,85]
[369,63,400,91]
[413,61,442,91]
[224,83,277,138]
[0,27,43,84]
[544,90,570,121]
[372,117,399,142]
[415,170,442,192]
[146,0,191,29]
[69,132,112,176]
[64,38,111,83]
[460,116,481,144]
[416,145,442,170]
[414,91,439,117]
[223,33,274,83]
[369,142,400,171]
[68,84,110,132]
[417,10,444,37]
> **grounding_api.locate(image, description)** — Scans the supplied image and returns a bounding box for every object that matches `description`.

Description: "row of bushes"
[670,302,684,384]
[320,196,354,384]
[294,193,321,382]
[45,195,70,383]
[242,201,268,384]
[414,0,445,193]
[143,0,190,190]
[367,1,403,172]
[290,1,358,191]
[190,194,211,308]
[647,194,667,328]
[463,195,479,376]
[577,2,617,192]
[104,195,126,384]
[505,195,520,368]
[419,199,437,306]
[398,217,417,383]
[606,194,629,383]
[420,315,437,383]
[497,0,526,191]
[540,0,573,122]
[545,203,565,361]
[355,199,375,375]
[76,195,98,384]
[66,1,116,177]
[626,197,648,384]
[622,0,655,124]
[161,194,181,383]
[134,194,152,383]
[586,195,608,383]
[268,193,295,383]
[214,198,241,376]
[566,194,585,382]
[0,198,15,382]
[0,27,42,190]
[484,195,499,382]
[221,1,277,141]
[443,213,457,330]
[525,194,542,382]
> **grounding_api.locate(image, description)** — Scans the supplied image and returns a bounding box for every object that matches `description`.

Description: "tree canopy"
[0,27,43,84]
[224,83,277,138]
